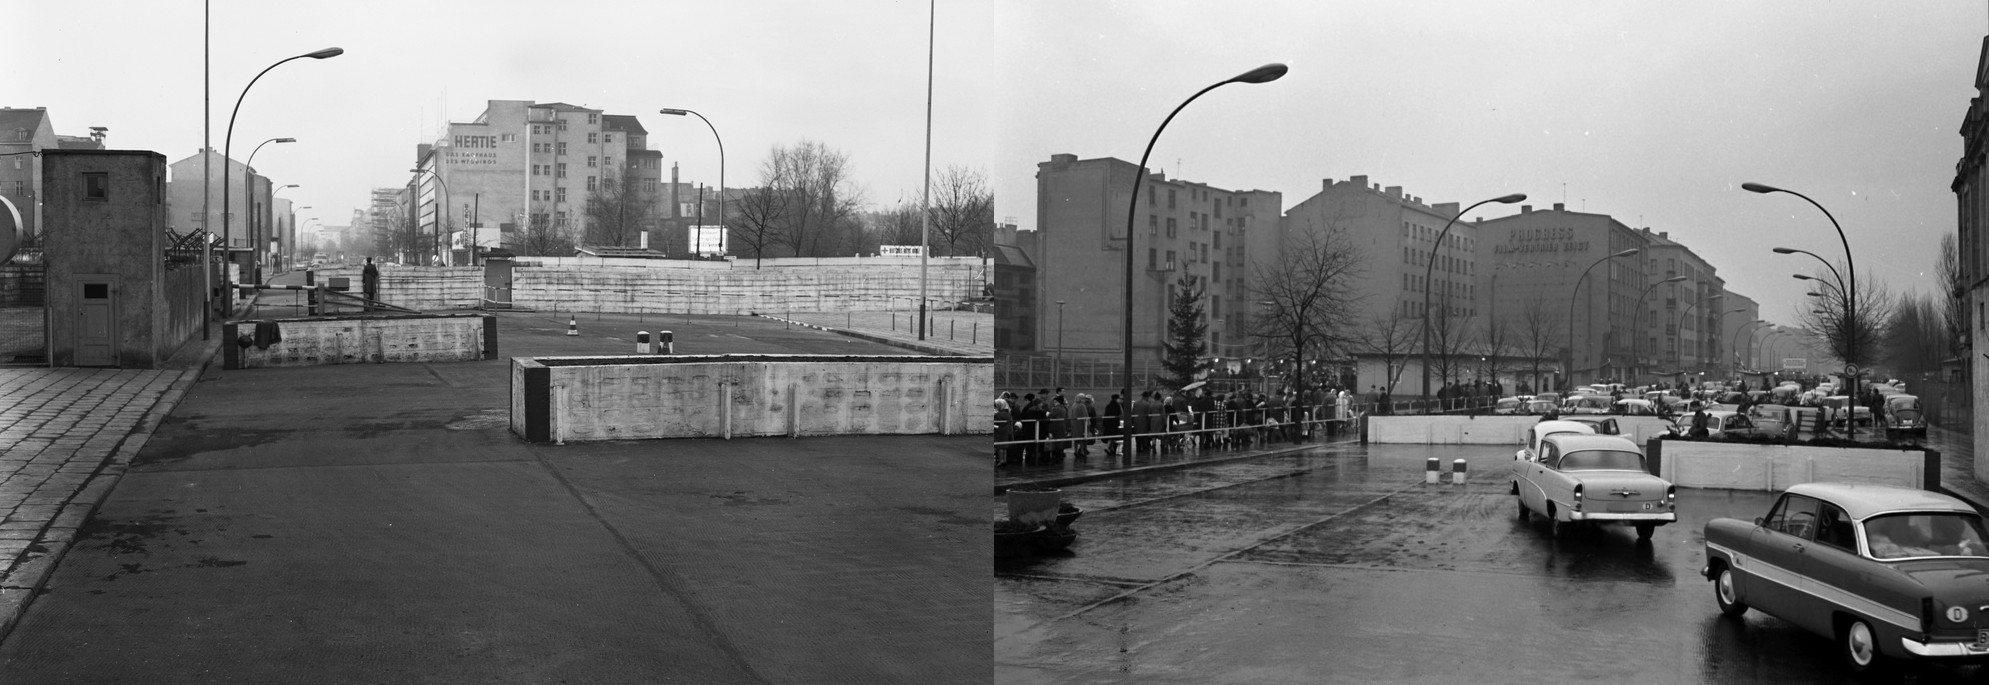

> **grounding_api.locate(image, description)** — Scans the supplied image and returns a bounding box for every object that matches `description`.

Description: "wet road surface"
[996,444,1989,684]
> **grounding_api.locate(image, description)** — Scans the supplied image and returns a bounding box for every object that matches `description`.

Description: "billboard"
[1781,358,1807,370]
[689,225,727,256]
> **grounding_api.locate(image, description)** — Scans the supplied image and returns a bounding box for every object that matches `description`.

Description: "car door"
[1519,442,1560,517]
[1796,501,1898,637]
[1744,494,1822,628]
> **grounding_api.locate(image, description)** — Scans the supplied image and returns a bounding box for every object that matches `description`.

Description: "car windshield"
[1574,398,1609,409]
[1558,449,1644,471]
[1863,513,1989,560]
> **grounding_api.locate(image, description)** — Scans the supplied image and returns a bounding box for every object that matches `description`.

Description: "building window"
[605,133,614,143]
[1149,216,1157,236]
[501,133,516,143]
[557,120,568,131]
[557,187,567,203]
[1166,250,1176,268]
[588,113,598,124]
[588,156,597,168]
[587,176,597,191]
[557,163,567,178]
[587,133,598,144]
[557,142,568,156]
[556,211,567,226]
[82,172,108,201]
[1148,248,1156,269]
[1168,189,1176,209]
[1166,218,1176,237]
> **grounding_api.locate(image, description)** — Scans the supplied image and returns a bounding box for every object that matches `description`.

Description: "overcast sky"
[10,2,1984,332]
[993,1,1986,331]
[7,0,994,229]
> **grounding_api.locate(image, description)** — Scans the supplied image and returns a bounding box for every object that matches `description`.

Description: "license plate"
[1975,629,1989,650]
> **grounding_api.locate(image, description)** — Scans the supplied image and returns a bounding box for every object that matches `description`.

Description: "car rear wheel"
[1842,618,1882,673]
[1515,495,1527,520]
[1713,567,1747,617]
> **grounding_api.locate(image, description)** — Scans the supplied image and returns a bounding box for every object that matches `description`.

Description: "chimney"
[1050,153,1077,164]
[1553,202,1565,211]
[670,162,681,219]
[1348,175,1367,190]
[1385,185,1402,199]
[1435,202,1459,216]
[1521,205,1532,213]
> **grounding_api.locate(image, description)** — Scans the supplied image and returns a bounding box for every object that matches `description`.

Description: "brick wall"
[317,261,984,314]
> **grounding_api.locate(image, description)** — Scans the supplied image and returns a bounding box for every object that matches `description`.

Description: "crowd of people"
[991,385,1358,467]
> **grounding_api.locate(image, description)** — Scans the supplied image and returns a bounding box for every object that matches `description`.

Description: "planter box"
[1649,439,1939,492]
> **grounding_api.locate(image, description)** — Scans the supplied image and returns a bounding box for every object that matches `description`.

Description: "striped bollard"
[660,330,673,354]
[1425,458,1440,484]
[1452,459,1467,485]
[637,331,650,354]
[566,317,579,336]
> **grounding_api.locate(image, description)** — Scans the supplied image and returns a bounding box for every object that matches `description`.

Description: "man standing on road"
[362,257,380,312]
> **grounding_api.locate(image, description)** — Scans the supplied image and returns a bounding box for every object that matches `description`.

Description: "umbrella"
[1181,381,1207,392]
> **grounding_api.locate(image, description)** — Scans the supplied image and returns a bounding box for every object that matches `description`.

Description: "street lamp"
[1119,63,1286,458]
[1631,275,1689,385]
[242,137,293,286]
[1419,192,1526,412]
[1747,182,1860,437]
[658,108,725,261]
[220,46,341,317]
[410,167,450,266]
[1055,300,1067,388]
[1566,248,1640,390]
[1730,319,1767,373]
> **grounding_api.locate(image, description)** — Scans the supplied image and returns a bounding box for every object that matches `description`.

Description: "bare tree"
[1884,291,1948,377]
[761,139,866,258]
[1478,316,1518,394]
[928,164,993,257]
[872,197,924,248]
[581,170,657,248]
[517,202,573,257]
[1517,299,1564,394]
[729,184,787,269]
[1795,268,1893,371]
[1250,228,1366,400]
[1348,312,1419,397]
[1939,233,1968,358]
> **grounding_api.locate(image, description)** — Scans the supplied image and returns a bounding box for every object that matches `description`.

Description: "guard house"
[42,149,207,367]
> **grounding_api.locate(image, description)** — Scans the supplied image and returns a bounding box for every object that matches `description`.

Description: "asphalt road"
[0,291,988,683]
[996,444,1989,684]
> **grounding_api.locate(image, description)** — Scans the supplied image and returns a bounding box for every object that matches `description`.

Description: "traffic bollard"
[637,331,650,354]
[1452,459,1467,485]
[660,330,673,354]
[566,317,579,336]
[1425,458,1440,484]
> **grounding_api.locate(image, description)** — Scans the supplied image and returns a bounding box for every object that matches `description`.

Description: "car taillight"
[1666,485,1677,511]
[1572,484,1584,512]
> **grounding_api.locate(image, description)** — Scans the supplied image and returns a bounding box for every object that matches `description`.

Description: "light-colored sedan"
[1514,432,1676,540]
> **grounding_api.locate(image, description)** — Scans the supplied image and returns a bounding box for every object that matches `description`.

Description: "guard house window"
[82,172,109,201]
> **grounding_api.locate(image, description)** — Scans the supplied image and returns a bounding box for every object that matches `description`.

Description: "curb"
[0,337,219,643]
[994,438,1356,495]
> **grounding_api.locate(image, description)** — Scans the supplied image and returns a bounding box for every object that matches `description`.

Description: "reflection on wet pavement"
[996,443,1987,684]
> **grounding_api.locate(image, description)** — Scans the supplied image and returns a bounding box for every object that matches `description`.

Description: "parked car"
[1513,420,1597,464]
[1520,399,1559,415]
[1703,483,1989,673]
[1883,394,1927,440]
[1493,397,1524,415]
[1745,403,1799,441]
[1561,415,1623,436]
[1611,399,1658,416]
[1513,433,1674,540]
[1669,410,1775,439]
[1565,395,1614,415]
[1821,395,1875,428]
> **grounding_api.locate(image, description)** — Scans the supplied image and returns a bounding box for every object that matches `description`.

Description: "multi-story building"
[1475,203,1653,387]
[1637,228,1728,385]
[1284,175,1489,324]
[1719,291,1764,374]
[1,107,67,244]
[165,149,270,281]
[409,100,671,261]
[1954,36,1989,478]
[1032,154,1281,368]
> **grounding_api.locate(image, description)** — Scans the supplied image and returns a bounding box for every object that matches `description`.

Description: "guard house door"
[483,257,513,309]
[75,276,117,367]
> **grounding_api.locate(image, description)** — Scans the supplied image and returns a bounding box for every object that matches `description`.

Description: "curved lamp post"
[1631,275,1689,385]
[1566,248,1640,390]
[220,46,341,317]
[409,167,450,265]
[1747,182,1859,437]
[658,108,724,260]
[1120,63,1287,458]
[1729,318,1767,373]
[242,137,293,286]
[1419,192,1526,411]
